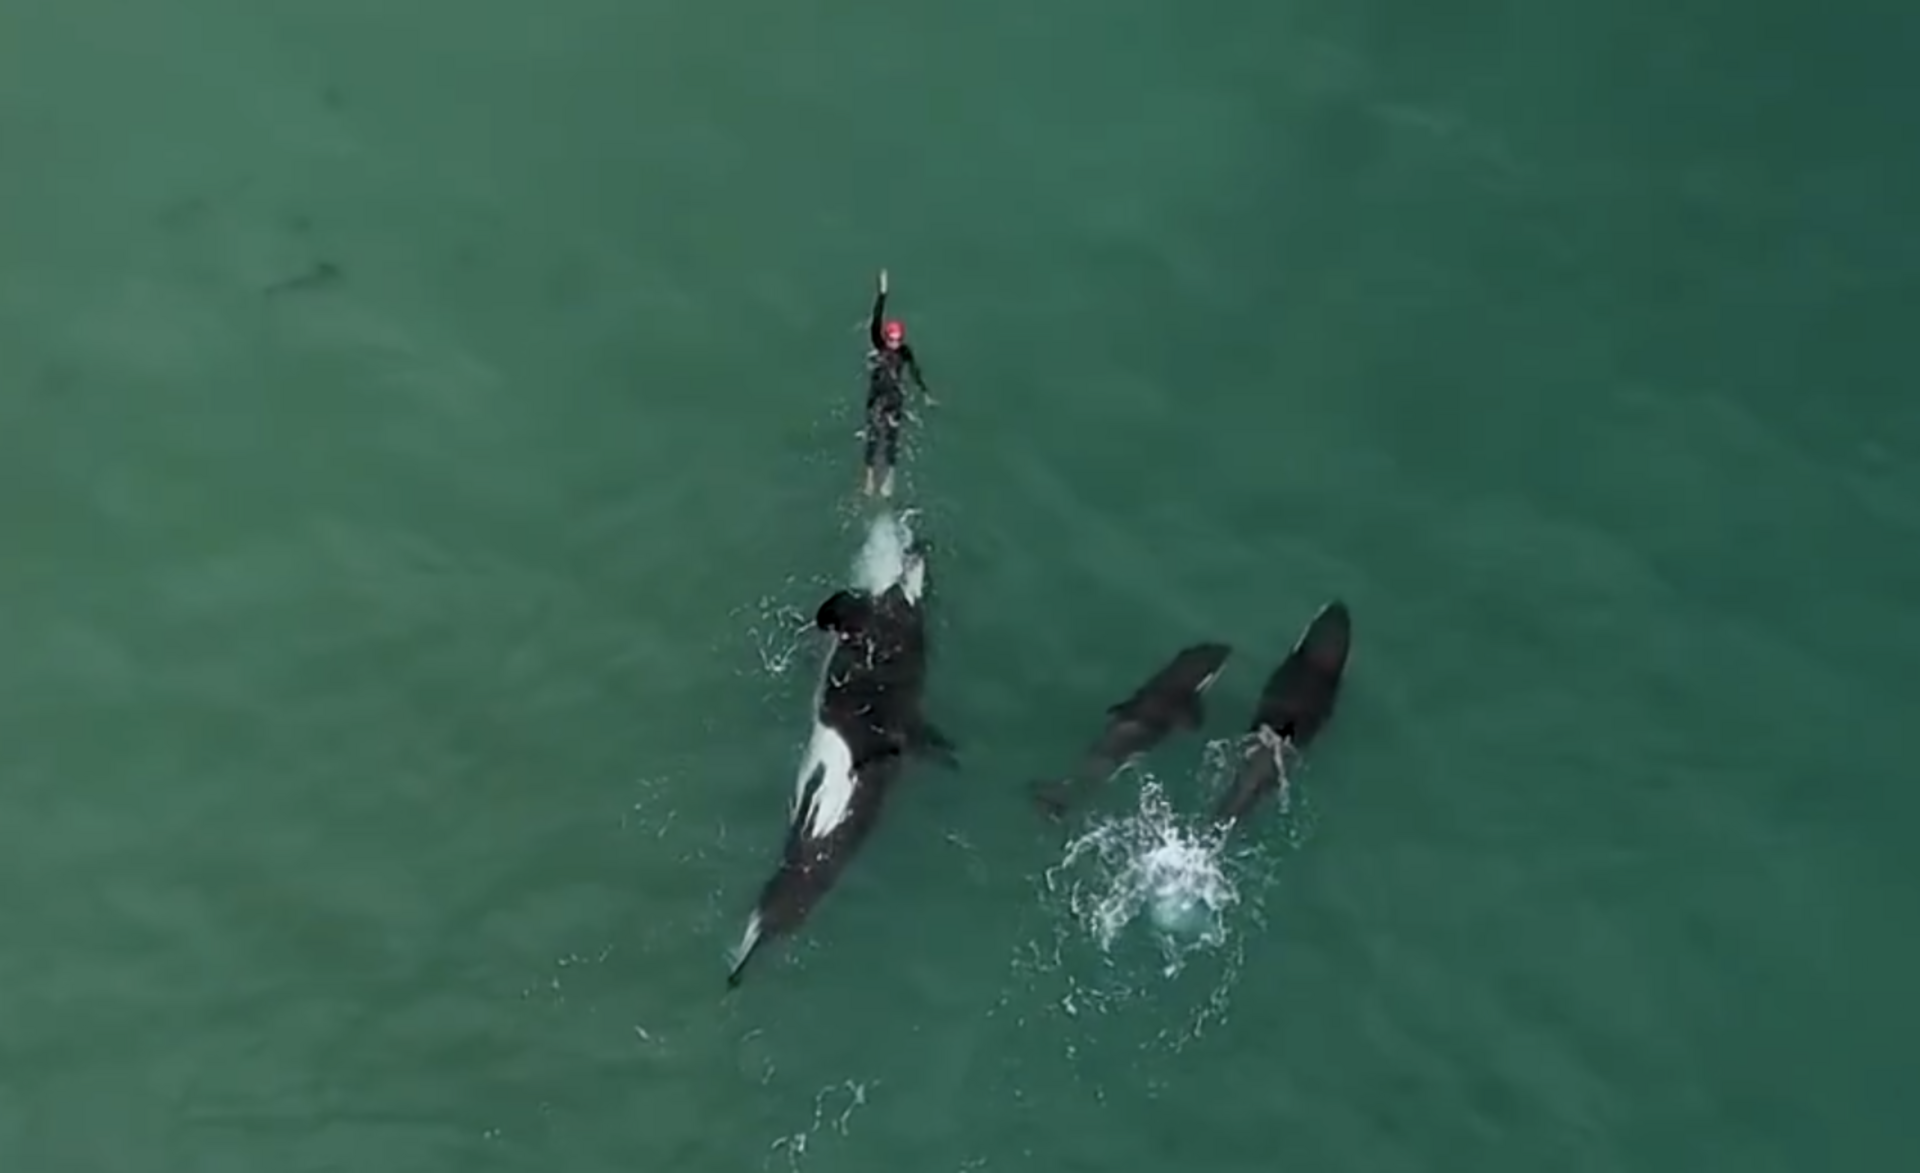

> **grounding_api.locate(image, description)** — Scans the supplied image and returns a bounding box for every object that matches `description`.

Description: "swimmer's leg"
[879,410,902,498]
[861,397,886,497]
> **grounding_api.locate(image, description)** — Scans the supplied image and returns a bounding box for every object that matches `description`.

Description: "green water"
[5,0,1917,1169]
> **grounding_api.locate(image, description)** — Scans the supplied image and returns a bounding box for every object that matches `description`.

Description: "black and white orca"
[726,515,956,987]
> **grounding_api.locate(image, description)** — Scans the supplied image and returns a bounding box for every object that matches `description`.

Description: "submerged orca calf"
[1214,600,1351,825]
[726,532,956,987]
[1030,642,1232,819]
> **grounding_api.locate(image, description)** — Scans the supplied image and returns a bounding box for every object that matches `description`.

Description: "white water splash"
[997,769,1255,1055]
[997,745,1314,1061]
[1049,775,1239,977]
[851,508,918,597]
[732,591,813,680]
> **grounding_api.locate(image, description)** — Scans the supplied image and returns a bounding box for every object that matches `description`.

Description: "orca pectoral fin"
[1028,779,1100,843]
[1177,691,1207,729]
[910,718,959,768]
[1028,780,1071,821]
[855,743,908,773]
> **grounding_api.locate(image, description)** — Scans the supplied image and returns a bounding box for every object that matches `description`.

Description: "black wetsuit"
[864,290,928,472]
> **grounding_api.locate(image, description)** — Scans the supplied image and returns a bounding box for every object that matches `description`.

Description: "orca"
[1031,641,1232,818]
[1214,600,1351,826]
[726,519,956,987]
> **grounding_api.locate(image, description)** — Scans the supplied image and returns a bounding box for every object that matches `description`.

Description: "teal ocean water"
[5,1,1918,1170]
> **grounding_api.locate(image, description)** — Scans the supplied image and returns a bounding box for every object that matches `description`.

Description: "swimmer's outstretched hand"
[877,268,888,294]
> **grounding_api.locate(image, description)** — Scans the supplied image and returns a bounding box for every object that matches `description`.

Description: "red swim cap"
[883,320,905,343]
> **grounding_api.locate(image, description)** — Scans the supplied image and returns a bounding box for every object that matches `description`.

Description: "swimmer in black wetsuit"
[862,268,935,498]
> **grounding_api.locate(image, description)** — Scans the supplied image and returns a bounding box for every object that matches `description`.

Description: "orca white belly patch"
[793,721,858,839]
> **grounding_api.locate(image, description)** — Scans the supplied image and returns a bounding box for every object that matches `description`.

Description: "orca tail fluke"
[725,912,767,989]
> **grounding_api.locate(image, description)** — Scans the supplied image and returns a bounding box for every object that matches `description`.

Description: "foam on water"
[1003,745,1313,1054]
[851,508,916,597]
[996,767,1254,1056]
[1051,774,1239,977]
